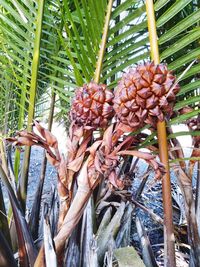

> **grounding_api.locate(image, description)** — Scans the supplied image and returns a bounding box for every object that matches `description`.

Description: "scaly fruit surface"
[113,62,180,128]
[70,82,114,128]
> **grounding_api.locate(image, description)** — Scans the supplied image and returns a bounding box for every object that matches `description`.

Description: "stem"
[94,0,113,83]
[0,140,9,176]
[195,160,200,236]
[111,0,121,83]
[14,53,28,181]
[0,231,17,267]
[0,164,37,265]
[19,0,45,212]
[0,174,11,248]
[0,140,12,245]
[145,1,176,267]
[29,91,56,239]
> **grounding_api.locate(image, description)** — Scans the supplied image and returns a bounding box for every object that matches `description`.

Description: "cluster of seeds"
[70,62,180,129]
[70,82,114,128]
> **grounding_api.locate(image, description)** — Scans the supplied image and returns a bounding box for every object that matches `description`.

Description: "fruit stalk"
[145,1,176,267]
[94,0,113,83]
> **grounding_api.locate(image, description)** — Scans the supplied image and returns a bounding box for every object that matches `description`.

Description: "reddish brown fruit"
[113,62,180,128]
[70,82,114,128]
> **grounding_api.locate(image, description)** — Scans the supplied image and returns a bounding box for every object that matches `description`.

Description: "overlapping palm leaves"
[54,0,200,142]
[0,0,199,152]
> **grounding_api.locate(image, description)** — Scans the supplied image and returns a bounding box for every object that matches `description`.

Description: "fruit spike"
[113,62,180,129]
[70,81,114,129]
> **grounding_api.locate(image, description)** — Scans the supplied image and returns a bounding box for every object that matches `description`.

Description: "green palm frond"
[143,2,197,92]
[155,0,200,125]
[0,0,37,133]
[56,0,108,84]
[0,0,200,141]
[56,0,200,135]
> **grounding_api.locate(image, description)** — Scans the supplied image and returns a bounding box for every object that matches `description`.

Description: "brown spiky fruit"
[113,62,180,128]
[70,81,114,128]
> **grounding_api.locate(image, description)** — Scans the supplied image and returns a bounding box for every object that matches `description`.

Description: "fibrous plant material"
[7,120,93,228]
[7,80,166,266]
[181,107,200,177]
[169,106,200,266]
[113,62,180,129]
[70,81,114,129]
[136,216,158,267]
[0,164,37,266]
[0,230,18,267]
[7,55,180,266]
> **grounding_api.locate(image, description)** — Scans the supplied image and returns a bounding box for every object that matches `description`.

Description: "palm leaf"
[0,164,37,266]
[52,0,200,145]
[0,230,17,267]
[0,0,35,133]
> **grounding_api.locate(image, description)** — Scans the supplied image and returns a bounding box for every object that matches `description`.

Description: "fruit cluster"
[70,62,180,130]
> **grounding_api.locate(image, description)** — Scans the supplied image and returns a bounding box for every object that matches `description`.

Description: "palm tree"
[0,0,200,266]
[1,0,199,142]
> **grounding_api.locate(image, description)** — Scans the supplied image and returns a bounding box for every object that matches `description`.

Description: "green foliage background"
[0,0,199,138]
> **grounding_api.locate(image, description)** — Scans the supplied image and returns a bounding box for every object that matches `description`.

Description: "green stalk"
[94,0,113,83]
[14,76,26,181]
[111,0,121,83]
[19,0,45,212]
[14,44,31,181]
[8,84,26,250]
[145,1,176,267]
